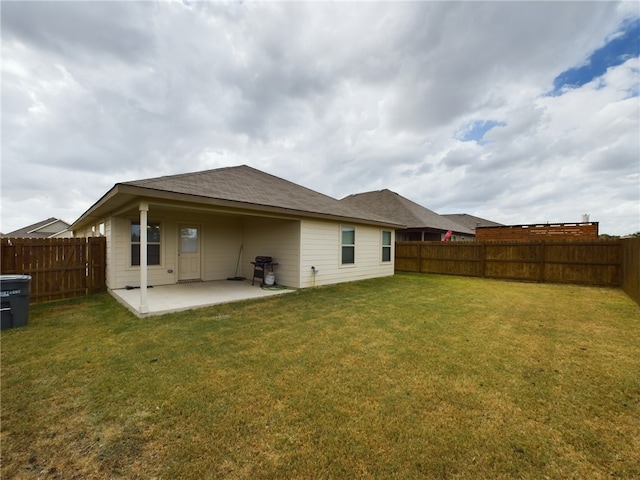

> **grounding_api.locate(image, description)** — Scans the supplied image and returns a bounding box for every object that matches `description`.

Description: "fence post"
[418,242,423,273]
[480,242,486,278]
[1,240,18,274]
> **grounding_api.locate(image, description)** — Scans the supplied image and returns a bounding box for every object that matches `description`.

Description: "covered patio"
[110,279,293,317]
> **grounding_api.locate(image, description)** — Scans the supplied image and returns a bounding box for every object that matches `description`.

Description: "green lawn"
[1,273,639,479]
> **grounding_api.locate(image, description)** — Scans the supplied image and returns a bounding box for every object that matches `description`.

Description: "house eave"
[70,184,132,231]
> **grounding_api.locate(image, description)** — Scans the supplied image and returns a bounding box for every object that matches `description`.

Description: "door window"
[180,227,198,253]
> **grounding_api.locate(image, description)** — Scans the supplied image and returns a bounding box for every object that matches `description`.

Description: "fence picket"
[396,240,622,287]
[1,237,106,303]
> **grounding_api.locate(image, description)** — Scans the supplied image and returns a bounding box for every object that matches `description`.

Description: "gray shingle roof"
[340,189,474,235]
[4,217,70,238]
[120,165,401,226]
[442,214,503,231]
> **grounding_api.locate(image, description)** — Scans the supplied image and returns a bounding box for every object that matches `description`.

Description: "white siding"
[99,204,392,291]
[111,213,174,289]
[241,218,301,287]
[104,218,115,289]
[108,211,248,289]
[300,219,395,288]
[201,216,243,281]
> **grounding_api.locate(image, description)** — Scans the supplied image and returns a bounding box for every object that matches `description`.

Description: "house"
[441,214,503,235]
[340,189,474,241]
[3,217,73,238]
[475,222,599,241]
[70,165,403,313]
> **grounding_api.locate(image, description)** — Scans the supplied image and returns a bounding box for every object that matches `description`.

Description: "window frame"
[381,230,392,263]
[340,225,356,266]
[131,220,161,267]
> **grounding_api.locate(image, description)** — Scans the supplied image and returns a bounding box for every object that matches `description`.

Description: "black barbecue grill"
[250,256,278,286]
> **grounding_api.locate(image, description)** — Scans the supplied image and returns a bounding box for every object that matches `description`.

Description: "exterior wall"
[38,220,70,235]
[241,217,301,287]
[299,219,395,288]
[104,218,115,289]
[112,216,150,289]
[92,206,392,291]
[202,216,243,281]
[109,212,164,289]
[108,211,246,289]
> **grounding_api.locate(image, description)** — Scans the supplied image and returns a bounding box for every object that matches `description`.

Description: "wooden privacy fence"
[396,240,622,287]
[1,237,106,303]
[621,237,640,306]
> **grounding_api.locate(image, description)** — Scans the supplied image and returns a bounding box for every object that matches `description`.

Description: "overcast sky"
[2,1,639,236]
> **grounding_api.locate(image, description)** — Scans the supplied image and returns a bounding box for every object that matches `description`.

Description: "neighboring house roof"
[340,189,474,235]
[4,217,71,238]
[442,214,503,232]
[72,165,404,230]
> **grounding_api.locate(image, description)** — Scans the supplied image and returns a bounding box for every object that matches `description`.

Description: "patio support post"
[139,201,149,314]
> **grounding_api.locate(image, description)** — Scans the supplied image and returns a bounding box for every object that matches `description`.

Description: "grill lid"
[254,256,273,264]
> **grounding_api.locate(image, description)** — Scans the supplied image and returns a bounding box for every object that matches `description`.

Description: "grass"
[1,273,639,479]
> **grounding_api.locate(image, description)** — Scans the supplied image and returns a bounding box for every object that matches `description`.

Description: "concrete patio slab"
[110,279,293,317]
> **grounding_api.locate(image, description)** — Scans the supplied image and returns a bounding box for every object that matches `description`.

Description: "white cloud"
[1,1,638,236]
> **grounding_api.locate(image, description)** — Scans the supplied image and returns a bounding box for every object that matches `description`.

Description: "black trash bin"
[1,275,32,330]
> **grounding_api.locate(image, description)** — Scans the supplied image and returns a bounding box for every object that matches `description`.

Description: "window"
[180,227,198,253]
[131,221,161,266]
[382,230,392,262]
[341,226,355,265]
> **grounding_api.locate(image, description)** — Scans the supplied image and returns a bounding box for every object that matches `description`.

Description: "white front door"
[178,225,201,281]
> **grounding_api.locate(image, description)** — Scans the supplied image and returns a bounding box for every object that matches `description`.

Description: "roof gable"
[5,217,70,238]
